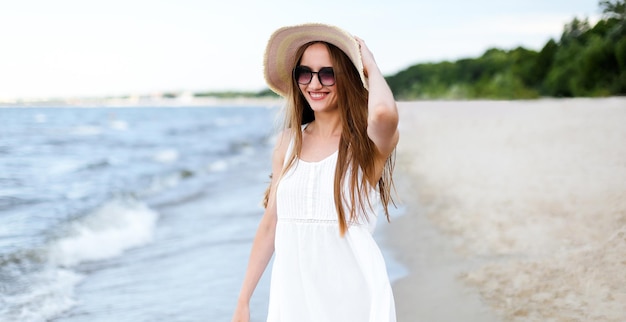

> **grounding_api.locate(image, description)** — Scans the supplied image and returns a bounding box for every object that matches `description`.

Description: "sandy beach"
[387,98,626,322]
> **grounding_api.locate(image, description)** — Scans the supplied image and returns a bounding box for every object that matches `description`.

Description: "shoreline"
[384,103,501,320]
[383,175,500,321]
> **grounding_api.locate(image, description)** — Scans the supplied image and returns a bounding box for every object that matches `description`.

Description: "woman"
[232,23,399,322]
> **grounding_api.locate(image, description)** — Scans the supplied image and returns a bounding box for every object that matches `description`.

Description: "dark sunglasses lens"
[318,68,335,85]
[295,67,312,84]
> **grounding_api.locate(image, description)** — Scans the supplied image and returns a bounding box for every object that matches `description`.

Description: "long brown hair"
[270,41,395,236]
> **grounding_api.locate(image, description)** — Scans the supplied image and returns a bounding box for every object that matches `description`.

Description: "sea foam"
[49,198,159,267]
[0,198,159,322]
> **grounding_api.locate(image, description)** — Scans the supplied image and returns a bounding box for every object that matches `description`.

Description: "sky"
[0,0,602,100]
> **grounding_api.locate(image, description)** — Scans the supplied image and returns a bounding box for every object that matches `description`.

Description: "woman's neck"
[307,113,342,138]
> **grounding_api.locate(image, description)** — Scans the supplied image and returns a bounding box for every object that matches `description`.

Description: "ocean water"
[0,105,404,322]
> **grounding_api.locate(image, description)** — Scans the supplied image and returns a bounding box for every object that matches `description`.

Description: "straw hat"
[263,23,368,97]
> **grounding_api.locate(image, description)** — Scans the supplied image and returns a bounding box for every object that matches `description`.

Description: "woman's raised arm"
[357,37,400,159]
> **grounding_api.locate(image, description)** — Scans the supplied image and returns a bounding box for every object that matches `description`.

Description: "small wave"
[0,267,83,322]
[153,149,179,163]
[71,125,102,136]
[109,120,128,131]
[208,160,229,172]
[63,182,95,200]
[49,198,159,267]
[167,124,213,136]
[214,116,244,127]
[85,159,110,170]
[142,172,183,196]
[34,113,47,123]
[44,138,71,146]
[46,159,86,176]
[229,140,252,153]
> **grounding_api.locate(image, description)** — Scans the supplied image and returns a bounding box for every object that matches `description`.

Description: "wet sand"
[387,98,626,322]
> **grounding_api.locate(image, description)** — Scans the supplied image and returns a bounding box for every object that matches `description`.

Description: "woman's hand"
[231,301,250,322]
[354,36,376,78]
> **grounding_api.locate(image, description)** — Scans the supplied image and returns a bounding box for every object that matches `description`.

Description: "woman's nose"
[308,73,324,89]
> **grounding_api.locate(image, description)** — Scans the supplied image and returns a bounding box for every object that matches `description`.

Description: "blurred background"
[1,1,624,321]
[0,0,612,102]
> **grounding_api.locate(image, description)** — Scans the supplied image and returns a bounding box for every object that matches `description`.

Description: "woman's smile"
[308,91,329,100]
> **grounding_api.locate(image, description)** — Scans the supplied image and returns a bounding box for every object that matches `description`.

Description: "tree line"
[385,0,626,100]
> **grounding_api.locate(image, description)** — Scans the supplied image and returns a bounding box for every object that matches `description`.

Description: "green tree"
[534,39,558,94]
[600,0,626,20]
[574,35,618,95]
[561,18,591,45]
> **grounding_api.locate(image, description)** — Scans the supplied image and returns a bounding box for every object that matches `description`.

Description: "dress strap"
[283,123,310,166]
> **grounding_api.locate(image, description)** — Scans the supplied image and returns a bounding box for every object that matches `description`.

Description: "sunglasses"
[293,66,335,86]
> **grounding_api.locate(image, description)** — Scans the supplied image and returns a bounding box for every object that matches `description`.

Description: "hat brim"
[264,23,368,97]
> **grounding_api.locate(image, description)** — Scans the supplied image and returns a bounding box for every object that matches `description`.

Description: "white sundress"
[267,137,396,322]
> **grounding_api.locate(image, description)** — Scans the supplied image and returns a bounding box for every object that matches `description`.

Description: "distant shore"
[4,95,625,108]
[388,97,626,321]
[0,96,286,108]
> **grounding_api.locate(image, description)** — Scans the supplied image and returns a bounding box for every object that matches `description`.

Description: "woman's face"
[297,43,337,113]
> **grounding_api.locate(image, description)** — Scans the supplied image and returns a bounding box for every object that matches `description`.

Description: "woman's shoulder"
[271,129,293,162]
[275,128,293,148]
